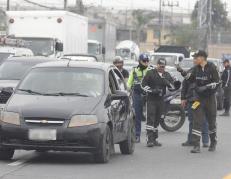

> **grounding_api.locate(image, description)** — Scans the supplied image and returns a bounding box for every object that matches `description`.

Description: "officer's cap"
[192,50,208,58]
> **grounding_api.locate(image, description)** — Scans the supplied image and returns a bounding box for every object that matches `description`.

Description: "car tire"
[160,104,185,132]
[0,148,14,160]
[119,118,135,155]
[94,125,112,163]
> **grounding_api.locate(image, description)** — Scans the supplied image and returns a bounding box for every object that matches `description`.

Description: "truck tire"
[0,148,14,160]
[160,104,185,132]
[119,118,135,155]
[94,126,112,163]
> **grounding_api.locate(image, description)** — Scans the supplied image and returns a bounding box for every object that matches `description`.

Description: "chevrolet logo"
[41,120,48,124]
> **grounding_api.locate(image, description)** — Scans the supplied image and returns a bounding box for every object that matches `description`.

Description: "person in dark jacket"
[220,59,231,116]
[141,58,176,147]
[177,50,220,153]
[181,68,209,147]
[113,56,129,80]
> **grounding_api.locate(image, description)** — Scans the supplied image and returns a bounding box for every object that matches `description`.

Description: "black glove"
[196,86,208,93]
[151,88,163,95]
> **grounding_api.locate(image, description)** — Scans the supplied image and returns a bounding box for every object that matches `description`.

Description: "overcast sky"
[0,0,230,15]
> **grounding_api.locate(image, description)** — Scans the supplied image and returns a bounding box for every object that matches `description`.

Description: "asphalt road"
[0,113,230,179]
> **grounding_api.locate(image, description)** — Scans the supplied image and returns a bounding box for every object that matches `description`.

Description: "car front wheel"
[119,118,135,155]
[94,125,112,163]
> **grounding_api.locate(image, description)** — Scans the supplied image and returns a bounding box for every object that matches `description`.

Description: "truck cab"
[87,40,105,62]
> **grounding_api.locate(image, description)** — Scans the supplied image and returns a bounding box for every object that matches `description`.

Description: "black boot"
[153,140,162,147]
[220,111,230,116]
[182,141,193,147]
[146,131,154,147]
[208,141,217,152]
[191,144,200,153]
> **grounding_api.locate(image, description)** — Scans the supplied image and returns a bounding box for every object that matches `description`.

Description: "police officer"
[141,58,176,147]
[181,63,209,148]
[177,50,220,153]
[220,59,231,116]
[113,56,129,81]
[127,53,149,143]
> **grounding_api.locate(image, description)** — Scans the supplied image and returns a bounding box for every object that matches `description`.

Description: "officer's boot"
[146,130,154,147]
[153,130,162,147]
[209,133,217,152]
[190,142,200,153]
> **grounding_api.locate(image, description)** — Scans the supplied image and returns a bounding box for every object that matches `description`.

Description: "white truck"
[6,11,88,57]
[115,40,140,61]
[88,18,116,62]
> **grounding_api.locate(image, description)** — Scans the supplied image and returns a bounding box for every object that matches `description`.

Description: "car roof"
[7,56,57,62]
[34,61,114,71]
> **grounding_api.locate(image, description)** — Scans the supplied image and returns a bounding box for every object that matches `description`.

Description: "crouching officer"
[220,59,231,116]
[127,53,149,143]
[177,50,220,153]
[141,58,177,147]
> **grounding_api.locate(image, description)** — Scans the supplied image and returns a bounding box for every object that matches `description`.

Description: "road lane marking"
[223,174,231,179]
[8,159,28,166]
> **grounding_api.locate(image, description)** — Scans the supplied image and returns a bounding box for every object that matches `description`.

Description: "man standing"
[127,54,149,143]
[220,59,231,116]
[113,56,129,81]
[141,58,176,147]
[177,50,220,153]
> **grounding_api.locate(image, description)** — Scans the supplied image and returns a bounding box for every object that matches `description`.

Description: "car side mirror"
[110,90,128,101]
[174,81,181,90]
[55,42,63,52]
[179,56,183,62]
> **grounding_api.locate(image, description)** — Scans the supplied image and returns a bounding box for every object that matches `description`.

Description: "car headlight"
[1,111,20,125]
[68,115,98,128]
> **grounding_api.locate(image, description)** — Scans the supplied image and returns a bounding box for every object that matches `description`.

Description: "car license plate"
[29,129,57,141]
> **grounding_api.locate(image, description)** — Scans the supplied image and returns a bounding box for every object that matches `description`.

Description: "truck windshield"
[0,53,12,63]
[88,43,100,55]
[116,49,130,58]
[22,38,54,56]
[151,55,177,67]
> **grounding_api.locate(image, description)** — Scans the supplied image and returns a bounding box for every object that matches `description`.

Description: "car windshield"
[17,67,105,97]
[116,49,130,58]
[0,61,37,80]
[151,55,177,67]
[0,53,12,63]
[180,60,194,69]
[21,38,54,56]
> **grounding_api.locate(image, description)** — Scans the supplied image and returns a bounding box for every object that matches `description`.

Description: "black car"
[0,56,56,108]
[0,61,135,163]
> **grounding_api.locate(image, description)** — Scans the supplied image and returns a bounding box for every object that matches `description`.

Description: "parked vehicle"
[115,40,140,61]
[88,18,116,62]
[0,61,135,163]
[7,11,88,57]
[0,37,33,63]
[150,52,184,67]
[0,56,55,109]
[155,45,190,58]
[87,40,105,62]
[61,54,98,62]
[179,58,194,71]
[123,60,138,73]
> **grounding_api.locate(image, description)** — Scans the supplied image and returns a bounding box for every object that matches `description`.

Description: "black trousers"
[146,97,165,141]
[223,87,231,113]
[192,94,217,145]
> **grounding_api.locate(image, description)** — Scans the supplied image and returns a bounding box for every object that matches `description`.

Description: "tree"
[132,10,154,45]
[191,0,230,30]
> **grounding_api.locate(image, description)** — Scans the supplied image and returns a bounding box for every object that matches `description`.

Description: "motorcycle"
[143,81,186,132]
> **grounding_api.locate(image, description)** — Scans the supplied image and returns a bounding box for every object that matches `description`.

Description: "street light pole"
[158,0,162,46]
[6,0,10,11]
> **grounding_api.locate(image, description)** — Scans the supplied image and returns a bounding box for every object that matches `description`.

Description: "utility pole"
[162,0,179,27]
[197,0,210,51]
[64,0,67,10]
[6,0,10,11]
[158,0,162,46]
